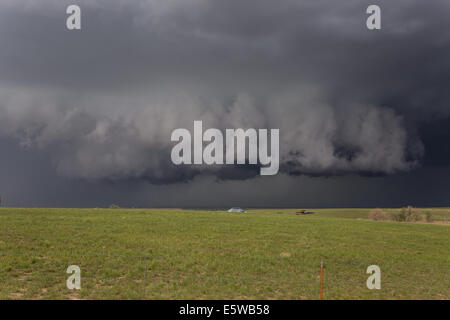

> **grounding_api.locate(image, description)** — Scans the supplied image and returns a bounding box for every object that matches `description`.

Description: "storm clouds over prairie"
[0,0,450,206]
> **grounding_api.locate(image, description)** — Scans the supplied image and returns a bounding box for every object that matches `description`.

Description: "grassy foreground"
[0,207,448,299]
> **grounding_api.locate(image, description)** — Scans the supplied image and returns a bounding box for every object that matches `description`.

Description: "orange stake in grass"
[320,261,324,300]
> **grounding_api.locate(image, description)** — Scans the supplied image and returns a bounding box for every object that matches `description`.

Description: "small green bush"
[389,210,403,222]
[109,204,120,209]
[424,212,434,223]
[406,206,420,222]
[390,206,420,222]
[389,206,420,222]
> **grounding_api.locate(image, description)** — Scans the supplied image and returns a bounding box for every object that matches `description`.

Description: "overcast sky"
[1,0,450,207]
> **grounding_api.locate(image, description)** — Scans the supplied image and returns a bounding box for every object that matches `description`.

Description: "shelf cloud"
[0,0,449,189]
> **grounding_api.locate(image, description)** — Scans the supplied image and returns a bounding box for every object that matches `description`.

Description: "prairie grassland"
[0,207,448,299]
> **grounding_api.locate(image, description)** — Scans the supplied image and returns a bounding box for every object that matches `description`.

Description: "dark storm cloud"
[0,0,449,186]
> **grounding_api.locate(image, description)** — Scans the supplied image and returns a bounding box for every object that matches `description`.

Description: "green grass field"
[0,207,448,299]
